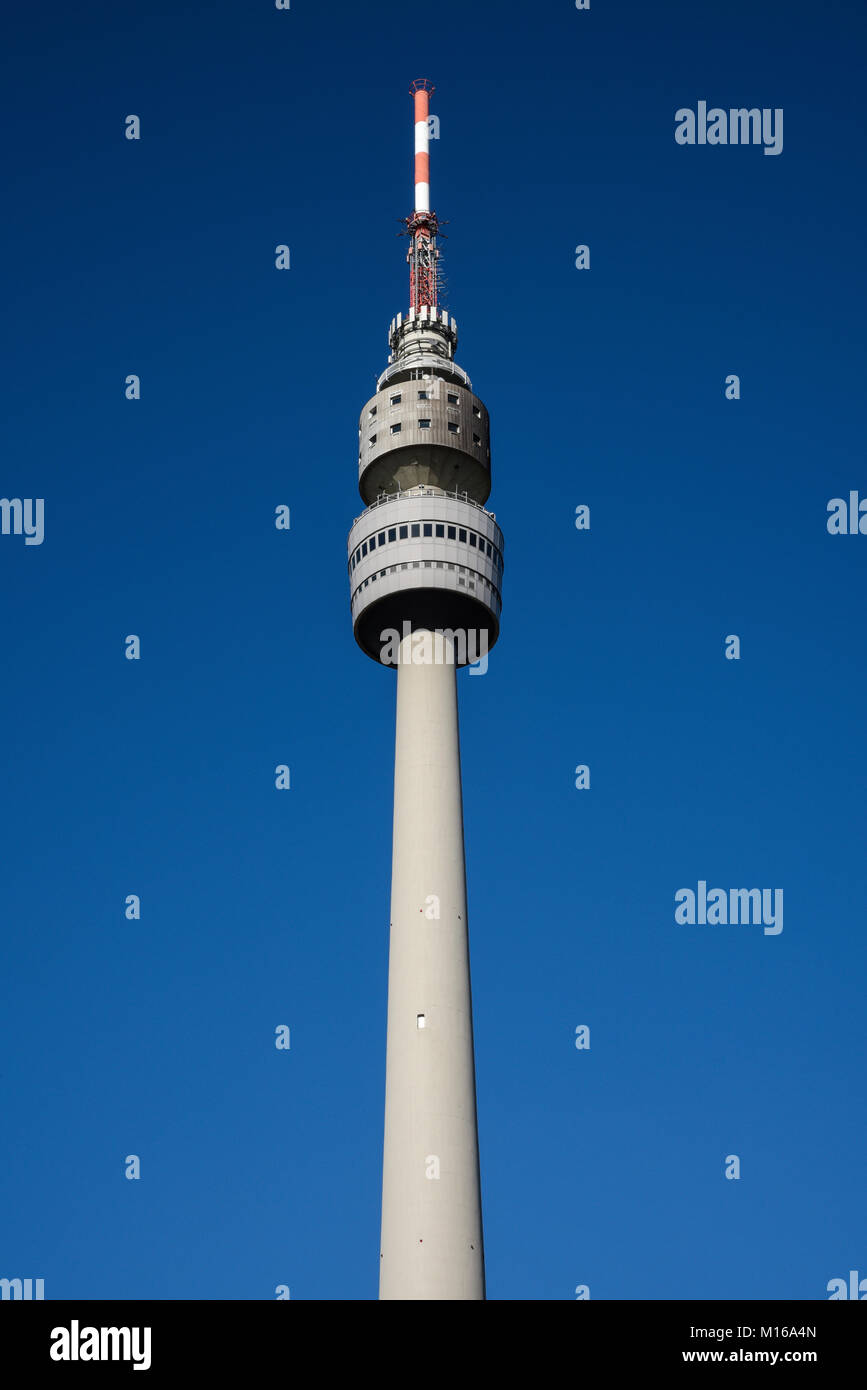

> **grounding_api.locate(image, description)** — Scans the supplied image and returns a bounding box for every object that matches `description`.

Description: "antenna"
[405,79,439,311]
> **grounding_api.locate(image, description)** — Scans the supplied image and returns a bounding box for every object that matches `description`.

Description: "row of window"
[369,393,482,415]
[349,523,503,574]
[352,559,502,608]
[369,421,482,445]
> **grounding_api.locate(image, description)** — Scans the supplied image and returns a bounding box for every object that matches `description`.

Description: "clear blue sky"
[2,0,865,1300]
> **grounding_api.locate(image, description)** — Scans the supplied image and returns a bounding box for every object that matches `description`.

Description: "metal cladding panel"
[358,382,490,503]
[348,497,504,592]
[347,495,504,665]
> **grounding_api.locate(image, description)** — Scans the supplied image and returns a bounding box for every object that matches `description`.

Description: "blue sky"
[2,0,865,1299]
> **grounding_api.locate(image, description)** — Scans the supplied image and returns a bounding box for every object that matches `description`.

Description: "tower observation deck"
[347,80,503,1301]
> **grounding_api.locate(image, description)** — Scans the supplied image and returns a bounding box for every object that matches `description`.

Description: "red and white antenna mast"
[405,79,440,311]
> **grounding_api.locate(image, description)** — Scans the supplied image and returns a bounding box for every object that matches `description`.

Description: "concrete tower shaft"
[347,81,502,1301]
[380,631,485,1299]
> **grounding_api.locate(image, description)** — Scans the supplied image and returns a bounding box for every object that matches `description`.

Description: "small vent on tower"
[417,1015,426,1029]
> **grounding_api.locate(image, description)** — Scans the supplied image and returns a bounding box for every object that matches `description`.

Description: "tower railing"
[351,486,497,526]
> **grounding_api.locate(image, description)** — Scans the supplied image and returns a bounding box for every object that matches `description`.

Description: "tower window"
[469,534,477,547]
[435,524,445,538]
[388,528,397,542]
[486,541,492,556]
[472,405,481,418]
[458,528,467,542]
[391,423,401,434]
[418,390,429,400]
[423,524,432,537]
[369,406,377,418]
[473,433,481,445]
[390,394,402,405]
[369,535,376,550]
[447,526,456,539]
[419,419,431,429]
[447,393,459,405]
[369,434,377,445]
[399,525,408,539]
[379,532,386,545]
[361,542,368,556]
[411,524,420,537]
[448,422,459,434]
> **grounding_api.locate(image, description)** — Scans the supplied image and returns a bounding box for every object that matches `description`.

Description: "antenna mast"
[405,79,440,311]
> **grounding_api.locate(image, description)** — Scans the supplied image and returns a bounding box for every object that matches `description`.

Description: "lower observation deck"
[347,487,504,666]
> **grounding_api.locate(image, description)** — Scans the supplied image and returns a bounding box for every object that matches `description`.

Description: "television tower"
[347,80,504,1301]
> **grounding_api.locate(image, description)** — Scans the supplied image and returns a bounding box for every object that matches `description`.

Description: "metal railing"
[352,487,496,526]
[376,356,472,391]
